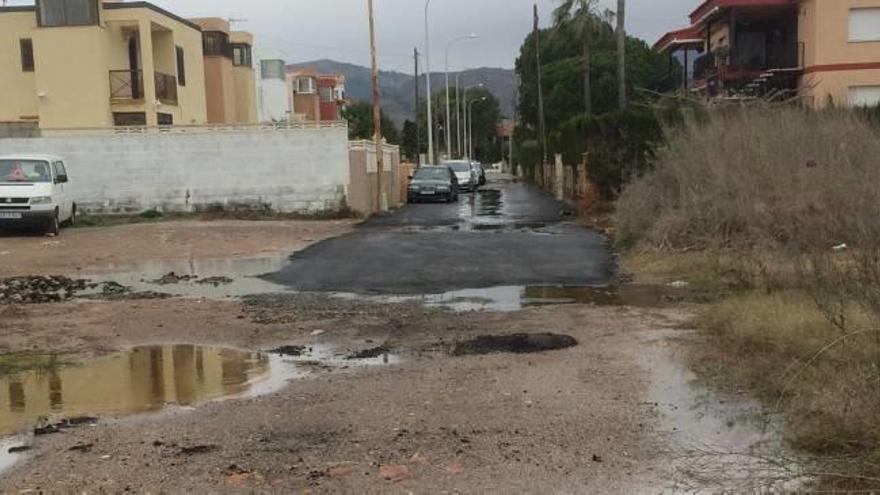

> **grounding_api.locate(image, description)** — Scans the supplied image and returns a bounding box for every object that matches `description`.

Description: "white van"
[0,155,76,235]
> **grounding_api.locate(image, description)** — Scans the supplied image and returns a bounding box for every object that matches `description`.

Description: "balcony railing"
[691,41,804,83]
[154,72,178,105]
[109,70,178,105]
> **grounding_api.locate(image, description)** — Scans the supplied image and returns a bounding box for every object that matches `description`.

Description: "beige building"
[655,0,880,107]
[191,18,257,124]
[0,0,208,128]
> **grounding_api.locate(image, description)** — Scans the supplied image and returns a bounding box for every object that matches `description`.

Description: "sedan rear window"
[414,168,450,180]
[0,160,52,183]
[446,162,471,172]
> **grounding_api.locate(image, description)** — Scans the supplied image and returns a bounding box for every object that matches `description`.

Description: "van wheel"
[62,205,77,227]
[47,212,60,237]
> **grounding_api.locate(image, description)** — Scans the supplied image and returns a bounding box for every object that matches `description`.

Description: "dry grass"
[615,108,880,489]
[616,108,880,251]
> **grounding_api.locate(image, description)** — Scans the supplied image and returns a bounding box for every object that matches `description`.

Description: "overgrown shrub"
[617,107,880,250]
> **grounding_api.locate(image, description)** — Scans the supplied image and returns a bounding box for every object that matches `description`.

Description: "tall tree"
[342,101,400,144]
[553,0,600,116]
[616,0,627,110]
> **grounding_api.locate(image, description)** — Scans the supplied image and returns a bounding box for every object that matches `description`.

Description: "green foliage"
[342,101,400,144]
[401,120,419,161]
[553,109,665,197]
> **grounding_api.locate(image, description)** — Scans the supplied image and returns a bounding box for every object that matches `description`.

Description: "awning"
[654,27,704,53]
[690,0,797,26]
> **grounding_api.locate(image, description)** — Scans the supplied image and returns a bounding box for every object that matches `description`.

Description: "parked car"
[407,166,460,203]
[0,154,76,235]
[472,162,487,186]
[443,160,477,192]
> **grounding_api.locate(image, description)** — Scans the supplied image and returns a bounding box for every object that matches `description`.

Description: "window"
[261,60,284,80]
[53,161,67,180]
[113,112,147,126]
[20,39,34,72]
[850,8,880,42]
[319,86,333,102]
[232,44,252,67]
[38,0,98,27]
[157,113,173,126]
[850,86,880,107]
[202,31,230,57]
[296,77,315,94]
[175,46,186,86]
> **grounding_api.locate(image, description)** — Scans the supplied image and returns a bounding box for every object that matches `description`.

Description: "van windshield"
[0,160,52,183]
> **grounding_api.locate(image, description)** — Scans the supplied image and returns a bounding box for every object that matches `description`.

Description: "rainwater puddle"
[642,331,809,491]
[0,344,398,471]
[81,256,290,298]
[414,284,709,312]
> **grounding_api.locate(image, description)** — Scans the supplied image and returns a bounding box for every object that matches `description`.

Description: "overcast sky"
[9,0,695,72]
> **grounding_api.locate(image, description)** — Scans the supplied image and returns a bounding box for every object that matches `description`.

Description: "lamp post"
[445,34,477,161]
[462,84,483,159]
[424,0,434,164]
[467,96,487,161]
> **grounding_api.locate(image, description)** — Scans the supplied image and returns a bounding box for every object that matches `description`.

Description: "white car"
[443,160,477,192]
[0,154,76,235]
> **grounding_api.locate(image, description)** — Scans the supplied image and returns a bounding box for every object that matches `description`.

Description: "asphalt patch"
[450,333,578,356]
[346,346,389,360]
[269,345,307,356]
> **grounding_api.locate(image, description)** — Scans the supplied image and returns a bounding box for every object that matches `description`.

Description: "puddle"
[0,343,399,471]
[642,331,809,491]
[451,333,577,356]
[81,256,291,299]
[413,284,712,313]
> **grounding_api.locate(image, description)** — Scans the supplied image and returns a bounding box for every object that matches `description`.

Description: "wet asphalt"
[265,177,614,294]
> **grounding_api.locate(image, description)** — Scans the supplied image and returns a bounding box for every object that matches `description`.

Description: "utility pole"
[424,0,435,164]
[455,73,461,158]
[534,4,548,165]
[414,47,421,167]
[616,0,627,110]
[368,0,385,212]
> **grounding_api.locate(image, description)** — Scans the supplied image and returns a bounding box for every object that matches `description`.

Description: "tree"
[342,101,400,144]
[553,0,606,116]
[401,120,420,161]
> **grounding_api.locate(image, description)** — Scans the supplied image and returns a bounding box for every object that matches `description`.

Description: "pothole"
[450,333,578,356]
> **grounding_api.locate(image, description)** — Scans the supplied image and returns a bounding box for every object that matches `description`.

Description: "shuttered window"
[850,8,880,42]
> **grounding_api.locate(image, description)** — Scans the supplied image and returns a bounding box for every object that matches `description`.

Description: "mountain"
[287,59,516,126]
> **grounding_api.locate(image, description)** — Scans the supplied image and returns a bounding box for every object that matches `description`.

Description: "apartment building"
[191,18,257,124]
[258,59,290,122]
[286,69,346,122]
[655,0,880,107]
[0,0,207,128]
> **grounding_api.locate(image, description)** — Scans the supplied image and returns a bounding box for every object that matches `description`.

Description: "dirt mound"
[451,333,577,356]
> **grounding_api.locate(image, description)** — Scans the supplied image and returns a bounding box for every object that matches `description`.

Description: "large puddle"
[0,344,397,469]
[641,331,809,491]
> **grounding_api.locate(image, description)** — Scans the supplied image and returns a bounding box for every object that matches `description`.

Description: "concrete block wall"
[0,127,350,214]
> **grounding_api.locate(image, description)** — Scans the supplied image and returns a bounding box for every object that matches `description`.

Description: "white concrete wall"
[0,127,350,214]
[259,79,290,123]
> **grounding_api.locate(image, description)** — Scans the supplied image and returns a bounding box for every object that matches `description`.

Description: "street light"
[467,96,487,161]
[424,0,434,165]
[445,34,477,160]
[462,84,483,159]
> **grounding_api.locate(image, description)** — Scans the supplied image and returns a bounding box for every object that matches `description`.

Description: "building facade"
[655,0,880,107]
[286,69,346,122]
[0,0,208,128]
[191,18,257,124]
[258,59,290,122]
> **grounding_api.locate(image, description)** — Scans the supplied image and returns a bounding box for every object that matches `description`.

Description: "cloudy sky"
[9,0,695,72]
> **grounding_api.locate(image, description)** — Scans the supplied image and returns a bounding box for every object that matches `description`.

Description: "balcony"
[109,70,178,105]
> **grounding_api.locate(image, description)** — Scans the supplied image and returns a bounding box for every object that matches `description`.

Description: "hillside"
[287,59,516,126]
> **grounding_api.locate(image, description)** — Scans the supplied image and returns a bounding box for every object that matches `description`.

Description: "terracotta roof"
[690,0,797,25]
[654,26,704,52]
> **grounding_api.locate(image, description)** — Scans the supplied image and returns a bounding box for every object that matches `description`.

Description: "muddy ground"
[0,181,791,492]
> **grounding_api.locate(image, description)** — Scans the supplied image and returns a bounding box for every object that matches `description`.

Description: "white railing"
[349,139,400,153]
[38,120,348,137]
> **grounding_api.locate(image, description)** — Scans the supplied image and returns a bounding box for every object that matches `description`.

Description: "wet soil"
[450,333,578,356]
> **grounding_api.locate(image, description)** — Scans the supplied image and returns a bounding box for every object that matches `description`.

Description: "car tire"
[47,211,60,237]
[62,205,77,227]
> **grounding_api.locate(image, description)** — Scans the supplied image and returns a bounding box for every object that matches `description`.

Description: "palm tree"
[553,0,600,116]
[616,0,627,110]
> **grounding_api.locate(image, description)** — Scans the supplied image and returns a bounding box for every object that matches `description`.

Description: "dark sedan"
[407,166,460,203]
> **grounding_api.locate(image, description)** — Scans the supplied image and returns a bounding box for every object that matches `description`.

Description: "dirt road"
[0,179,787,492]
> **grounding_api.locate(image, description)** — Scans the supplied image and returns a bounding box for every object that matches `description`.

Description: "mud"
[450,333,578,356]
[0,276,94,304]
[346,345,390,360]
[150,272,199,285]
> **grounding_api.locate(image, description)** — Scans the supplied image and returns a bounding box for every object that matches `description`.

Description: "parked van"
[0,155,76,235]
